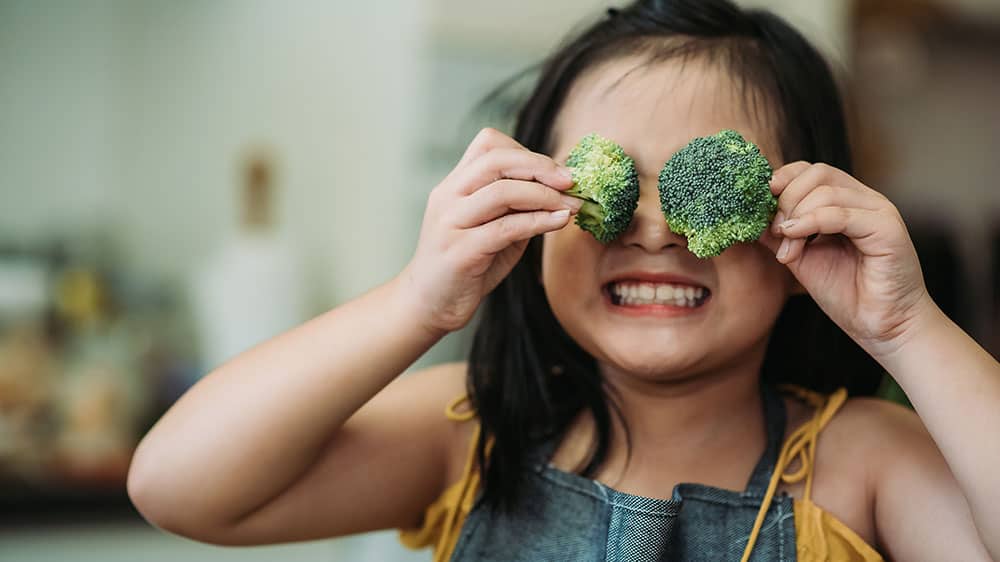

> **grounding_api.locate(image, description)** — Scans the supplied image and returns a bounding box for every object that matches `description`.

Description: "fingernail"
[777,238,789,260]
[779,219,797,231]
[550,209,570,222]
[559,167,575,181]
[772,212,785,234]
[560,194,584,211]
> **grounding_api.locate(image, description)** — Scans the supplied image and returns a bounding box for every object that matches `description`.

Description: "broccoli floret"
[563,133,640,243]
[657,129,776,258]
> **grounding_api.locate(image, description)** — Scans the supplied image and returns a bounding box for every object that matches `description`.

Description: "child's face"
[543,56,795,381]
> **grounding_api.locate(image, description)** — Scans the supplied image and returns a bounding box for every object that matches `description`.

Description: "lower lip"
[602,288,710,318]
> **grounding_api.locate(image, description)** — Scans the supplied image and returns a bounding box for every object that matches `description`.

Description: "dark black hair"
[466,0,883,512]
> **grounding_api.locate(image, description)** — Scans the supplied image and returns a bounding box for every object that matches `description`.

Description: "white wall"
[110,1,425,306]
[2,0,425,310]
[0,0,118,244]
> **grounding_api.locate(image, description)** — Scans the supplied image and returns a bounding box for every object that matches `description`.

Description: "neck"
[590,355,770,486]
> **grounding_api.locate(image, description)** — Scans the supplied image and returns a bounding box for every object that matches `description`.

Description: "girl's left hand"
[763,161,935,357]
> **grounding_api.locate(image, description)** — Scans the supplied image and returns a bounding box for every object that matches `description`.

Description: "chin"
[597,347,706,382]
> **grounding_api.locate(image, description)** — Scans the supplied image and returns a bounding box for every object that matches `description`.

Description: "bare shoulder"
[371,360,469,425]
[828,397,991,559]
[785,397,933,448]
[393,360,469,410]
[800,395,936,545]
[389,361,477,486]
[779,393,914,540]
[825,396,933,460]
[324,360,474,527]
[816,395,937,494]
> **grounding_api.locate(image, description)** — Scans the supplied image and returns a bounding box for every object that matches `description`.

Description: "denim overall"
[448,386,796,561]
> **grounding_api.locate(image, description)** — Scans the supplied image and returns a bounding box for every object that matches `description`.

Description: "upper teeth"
[610,282,705,307]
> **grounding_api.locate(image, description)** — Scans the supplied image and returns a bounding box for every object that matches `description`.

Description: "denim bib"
[448,386,796,561]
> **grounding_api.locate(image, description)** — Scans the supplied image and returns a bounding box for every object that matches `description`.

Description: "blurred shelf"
[1,478,136,528]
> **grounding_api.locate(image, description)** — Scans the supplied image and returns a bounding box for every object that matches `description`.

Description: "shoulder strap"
[429,394,488,562]
[445,394,477,422]
[780,386,847,501]
[740,387,849,562]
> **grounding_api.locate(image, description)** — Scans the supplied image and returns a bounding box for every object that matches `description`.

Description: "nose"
[617,177,687,252]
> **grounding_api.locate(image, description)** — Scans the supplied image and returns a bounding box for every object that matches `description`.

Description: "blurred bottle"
[189,148,307,375]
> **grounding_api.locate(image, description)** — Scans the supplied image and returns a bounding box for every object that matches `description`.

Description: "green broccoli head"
[657,129,777,258]
[563,133,640,243]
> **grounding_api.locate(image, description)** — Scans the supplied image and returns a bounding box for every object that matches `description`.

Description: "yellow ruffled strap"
[412,394,492,562]
[445,393,477,422]
[740,387,848,562]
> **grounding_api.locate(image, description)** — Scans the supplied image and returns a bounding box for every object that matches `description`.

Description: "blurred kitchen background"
[1,0,998,560]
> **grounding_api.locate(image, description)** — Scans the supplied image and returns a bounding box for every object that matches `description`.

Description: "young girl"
[127,1,1000,560]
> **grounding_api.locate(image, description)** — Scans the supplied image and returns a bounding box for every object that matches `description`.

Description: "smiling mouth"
[605,280,711,308]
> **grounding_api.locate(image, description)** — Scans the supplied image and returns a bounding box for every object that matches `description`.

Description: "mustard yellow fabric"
[399,388,883,562]
[741,386,884,561]
[397,394,487,562]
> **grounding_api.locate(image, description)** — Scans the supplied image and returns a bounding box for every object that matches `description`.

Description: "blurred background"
[1,0,997,560]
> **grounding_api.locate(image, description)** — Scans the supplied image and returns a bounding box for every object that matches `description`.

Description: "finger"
[769,161,812,196]
[776,207,893,263]
[773,184,884,235]
[455,179,582,228]
[456,127,525,169]
[773,163,864,227]
[464,209,572,255]
[451,147,574,196]
[776,236,809,264]
[780,206,879,238]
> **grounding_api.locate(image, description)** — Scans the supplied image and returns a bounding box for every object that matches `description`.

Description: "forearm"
[874,303,1000,555]
[128,275,443,526]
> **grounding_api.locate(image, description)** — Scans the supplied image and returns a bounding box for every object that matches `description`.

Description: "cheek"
[716,244,793,323]
[542,232,575,316]
[541,231,567,284]
[541,228,599,289]
[541,228,604,331]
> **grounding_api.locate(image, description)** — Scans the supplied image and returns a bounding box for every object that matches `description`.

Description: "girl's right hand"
[401,127,581,335]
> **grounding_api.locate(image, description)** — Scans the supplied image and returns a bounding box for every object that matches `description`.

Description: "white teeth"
[609,281,708,307]
[639,284,655,299]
